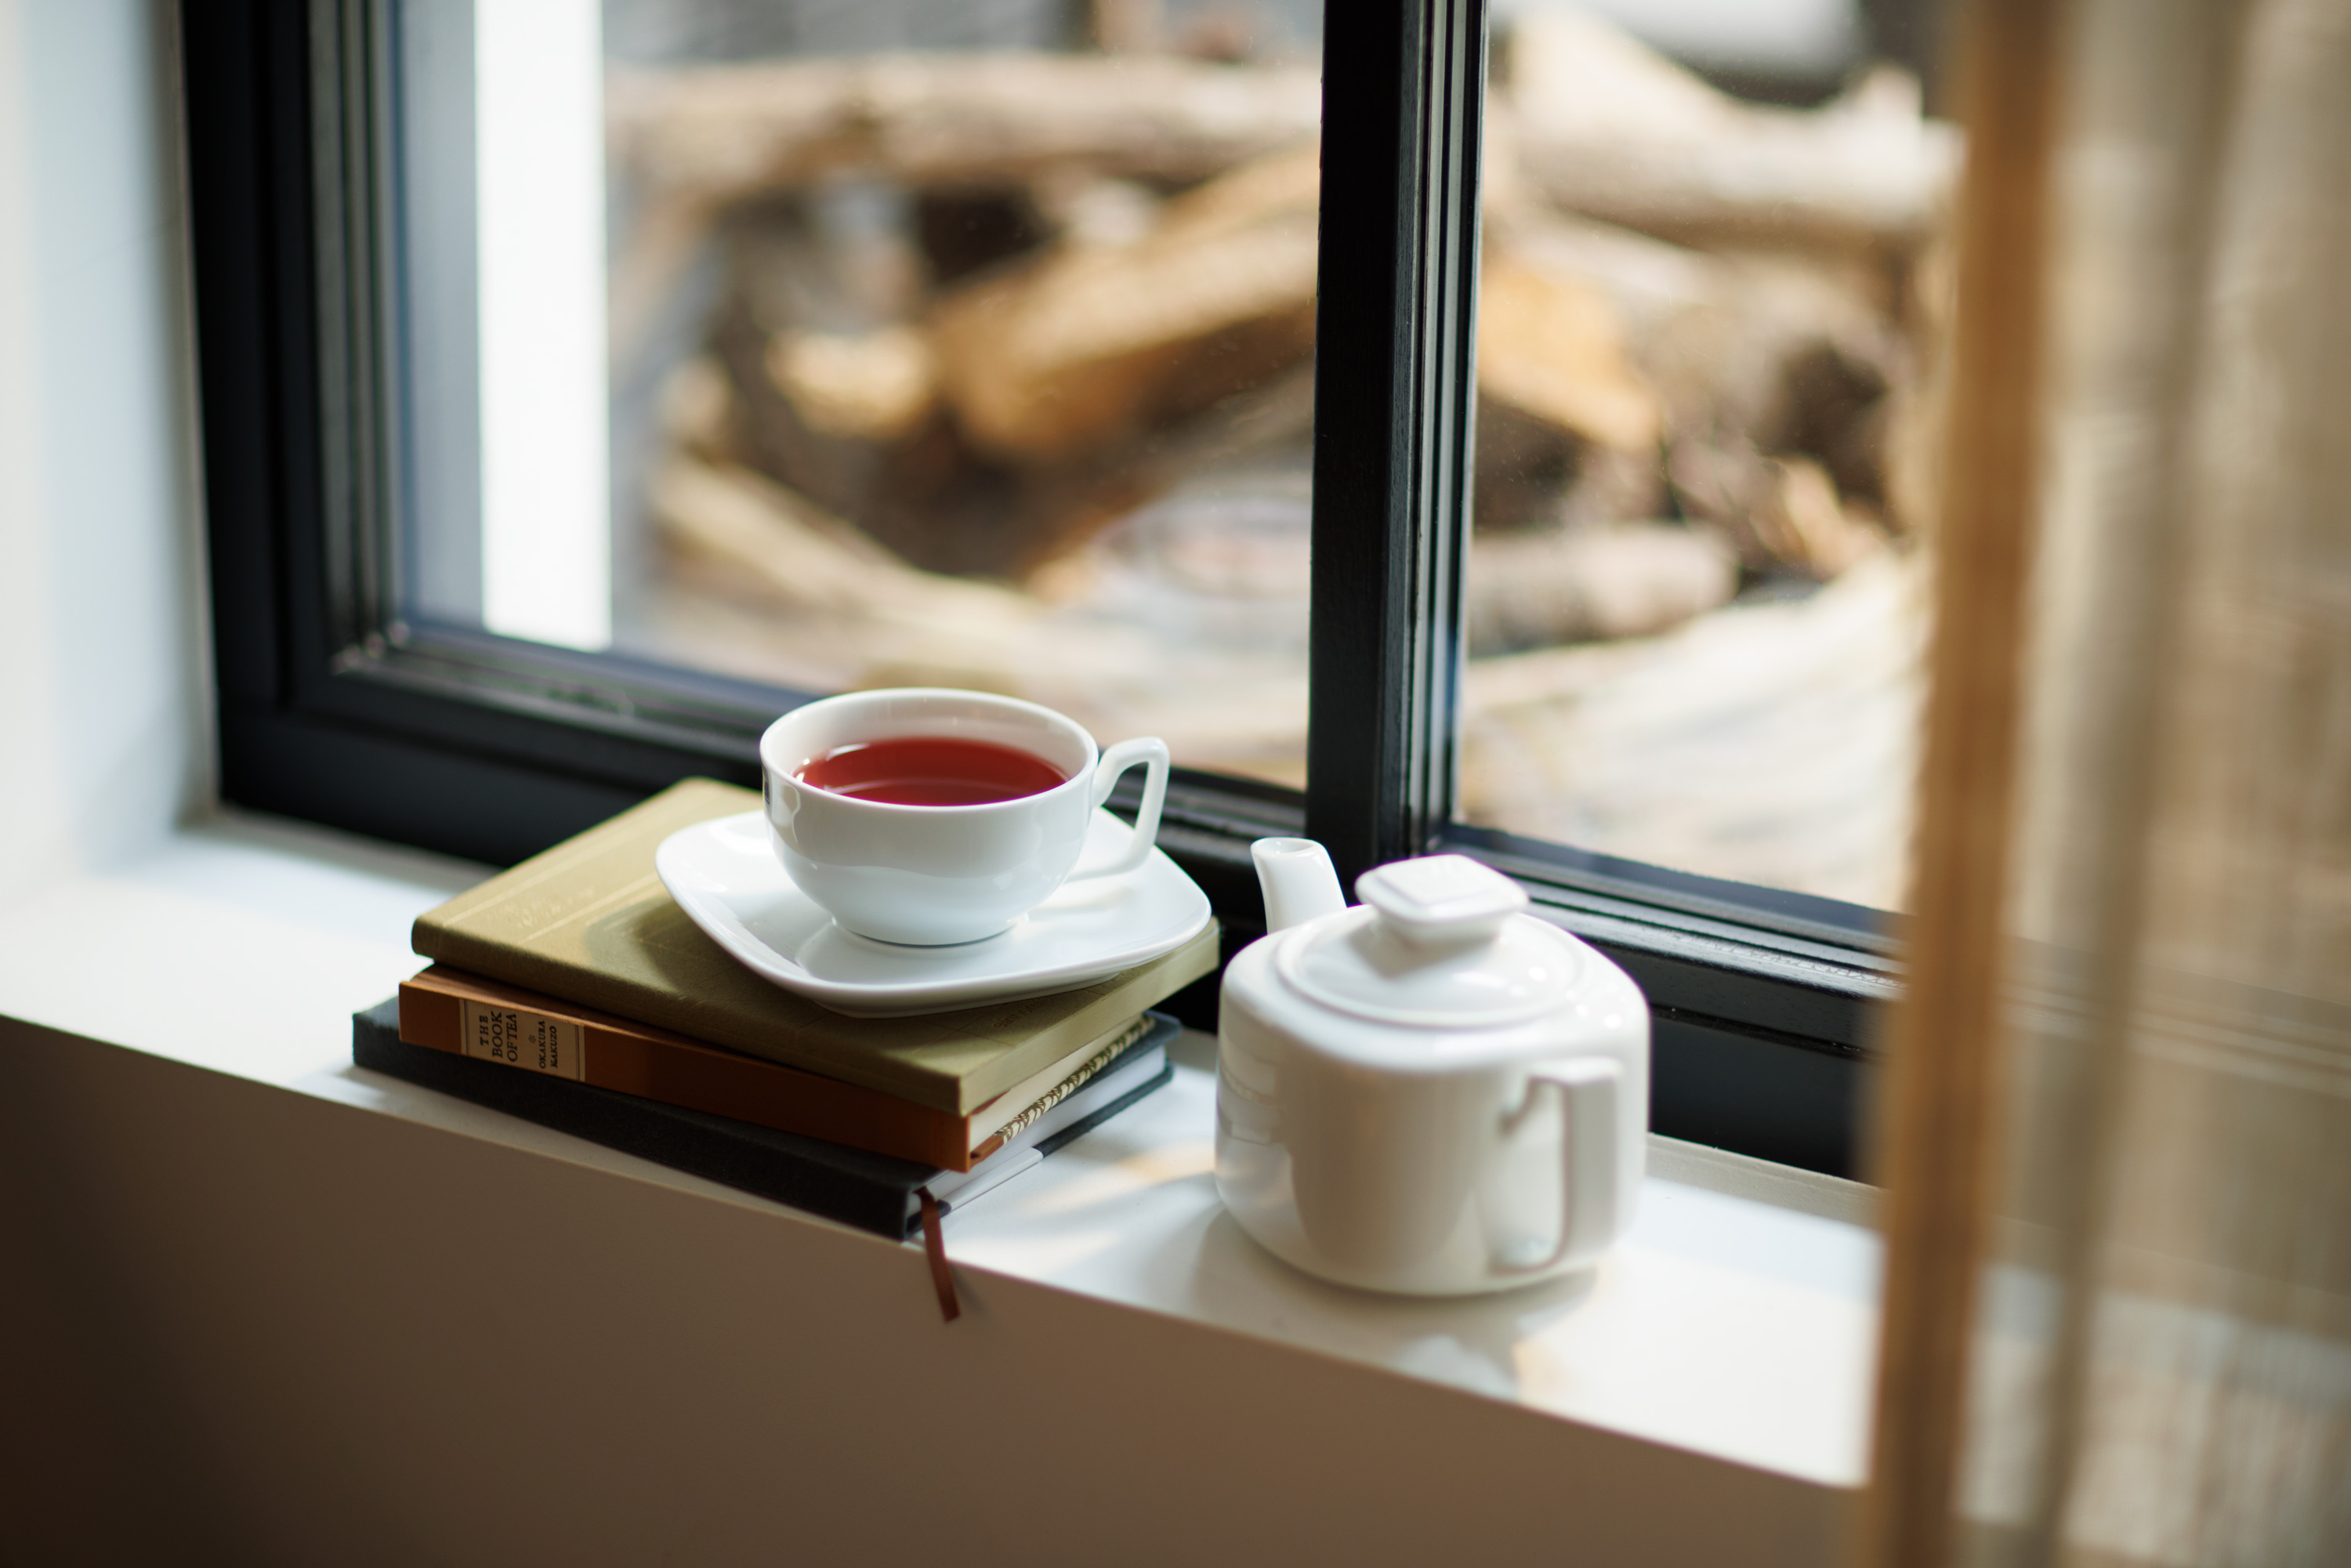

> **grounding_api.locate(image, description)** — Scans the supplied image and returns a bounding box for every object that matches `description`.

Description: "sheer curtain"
[1863,0,2351,1564]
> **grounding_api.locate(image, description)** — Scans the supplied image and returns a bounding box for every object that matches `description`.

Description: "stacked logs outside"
[622,10,1956,784]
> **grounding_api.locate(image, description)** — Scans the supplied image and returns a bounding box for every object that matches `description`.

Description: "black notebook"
[352,999,1178,1240]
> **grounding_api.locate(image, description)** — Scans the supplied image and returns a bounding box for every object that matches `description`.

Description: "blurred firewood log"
[654,454,1033,627]
[635,34,1948,593]
[1494,210,1905,453]
[607,53,1321,203]
[1476,253,1664,453]
[766,325,940,443]
[702,194,1047,578]
[1465,520,1739,654]
[1503,11,1958,252]
[609,35,1951,256]
[1043,482,1733,657]
[650,449,1312,774]
[1759,456,1885,576]
[609,190,716,375]
[1489,205,1918,564]
[1013,362,1317,580]
[926,147,1670,472]
[1669,441,1886,578]
[1457,549,1926,909]
[929,143,1320,462]
[702,182,1324,581]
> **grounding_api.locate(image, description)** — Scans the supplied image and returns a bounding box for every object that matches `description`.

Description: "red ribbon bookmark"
[918,1189,961,1323]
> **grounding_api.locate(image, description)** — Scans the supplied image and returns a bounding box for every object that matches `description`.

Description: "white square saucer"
[655,809,1214,1018]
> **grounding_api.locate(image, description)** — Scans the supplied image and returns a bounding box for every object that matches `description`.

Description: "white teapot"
[1215,838,1650,1296]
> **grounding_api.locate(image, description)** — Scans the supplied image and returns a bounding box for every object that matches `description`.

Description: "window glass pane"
[1458,2,1949,910]
[396,0,1324,787]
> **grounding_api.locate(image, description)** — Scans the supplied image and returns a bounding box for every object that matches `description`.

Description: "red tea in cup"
[795,736,1067,806]
[761,689,1172,943]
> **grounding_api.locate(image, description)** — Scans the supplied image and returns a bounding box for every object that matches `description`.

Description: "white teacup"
[758,689,1172,946]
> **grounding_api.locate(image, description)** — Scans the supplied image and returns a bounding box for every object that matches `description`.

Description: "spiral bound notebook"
[352,999,1177,1240]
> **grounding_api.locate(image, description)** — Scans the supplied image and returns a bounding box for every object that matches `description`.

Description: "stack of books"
[354,780,1218,1244]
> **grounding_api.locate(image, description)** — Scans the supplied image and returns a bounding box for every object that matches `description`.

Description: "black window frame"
[185,0,1896,1179]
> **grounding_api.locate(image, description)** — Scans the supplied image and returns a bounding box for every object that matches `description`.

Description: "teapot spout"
[1252,838,1347,932]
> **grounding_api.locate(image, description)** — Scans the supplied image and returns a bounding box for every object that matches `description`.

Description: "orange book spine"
[397,967,980,1170]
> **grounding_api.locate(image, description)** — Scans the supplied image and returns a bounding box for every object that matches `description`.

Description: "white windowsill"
[0,807,1881,1556]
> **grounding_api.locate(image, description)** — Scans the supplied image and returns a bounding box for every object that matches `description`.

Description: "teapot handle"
[1494,1058,1622,1276]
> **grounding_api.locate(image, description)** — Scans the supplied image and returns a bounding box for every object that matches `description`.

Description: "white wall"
[0,0,209,907]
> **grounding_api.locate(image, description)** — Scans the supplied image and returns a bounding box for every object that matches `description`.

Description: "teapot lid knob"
[1357,855,1528,949]
[1281,853,1581,1027]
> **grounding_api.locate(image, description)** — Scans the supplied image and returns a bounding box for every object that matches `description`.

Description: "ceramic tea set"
[657,689,1650,1296]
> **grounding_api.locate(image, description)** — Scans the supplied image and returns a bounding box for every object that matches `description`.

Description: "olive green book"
[410,779,1219,1114]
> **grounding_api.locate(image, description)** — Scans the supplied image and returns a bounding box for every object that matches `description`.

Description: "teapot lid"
[1277,855,1586,1027]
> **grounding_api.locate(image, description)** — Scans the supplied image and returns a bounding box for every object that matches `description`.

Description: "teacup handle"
[1067,737,1172,882]
[1494,1057,1622,1276]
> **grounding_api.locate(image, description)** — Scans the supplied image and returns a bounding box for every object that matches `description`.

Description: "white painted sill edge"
[0,808,1882,1490]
